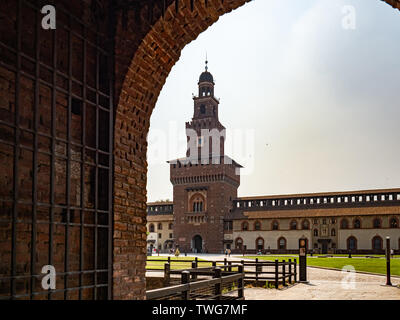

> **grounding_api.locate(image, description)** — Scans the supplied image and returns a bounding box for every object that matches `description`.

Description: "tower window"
[200,104,206,114]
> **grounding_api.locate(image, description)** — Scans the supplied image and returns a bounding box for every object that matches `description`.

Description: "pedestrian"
[225,248,228,256]
[228,248,231,257]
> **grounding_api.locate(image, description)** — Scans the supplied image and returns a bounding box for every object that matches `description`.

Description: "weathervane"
[205,52,208,72]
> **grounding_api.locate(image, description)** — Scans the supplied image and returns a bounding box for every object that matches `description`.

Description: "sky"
[146,0,400,202]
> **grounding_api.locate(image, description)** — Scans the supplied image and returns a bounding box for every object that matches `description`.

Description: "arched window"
[278,237,287,250]
[390,218,399,228]
[168,223,173,230]
[235,237,243,250]
[254,221,261,231]
[149,224,155,233]
[372,236,383,250]
[331,228,336,236]
[347,236,357,251]
[242,222,249,231]
[302,219,310,230]
[272,220,279,230]
[314,229,318,237]
[373,218,381,229]
[290,220,297,230]
[353,218,361,229]
[158,223,162,230]
[200,104,206,114]
[256,237,264,251]
[190,193,205,213]
[340,219,349,229]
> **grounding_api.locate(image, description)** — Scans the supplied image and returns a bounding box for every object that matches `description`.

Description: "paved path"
[148,253,400,300]
[245,266,400,300]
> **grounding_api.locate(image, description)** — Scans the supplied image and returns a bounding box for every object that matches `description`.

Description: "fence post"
[214,267,222,299]
[164,263,170,286]
[212,261,216,268]
[228,261,232,272]
[238,265,244,299]
[168,256,171,264]
[195,257,198,267]
[294,258,297,283]
[191,261,197,281]
[282,260,286,286]
[181,271,190,300]
[288,259,292,284]
[274,259,279,289]
[224,258,227,272]
[255,258,259,284]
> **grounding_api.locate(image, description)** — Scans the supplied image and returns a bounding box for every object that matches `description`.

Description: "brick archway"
[112,0,250,299]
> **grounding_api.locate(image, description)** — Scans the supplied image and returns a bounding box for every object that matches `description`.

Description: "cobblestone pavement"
[149,253,400,300]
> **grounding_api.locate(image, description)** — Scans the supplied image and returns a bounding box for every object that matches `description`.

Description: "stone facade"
[230,190,400,254]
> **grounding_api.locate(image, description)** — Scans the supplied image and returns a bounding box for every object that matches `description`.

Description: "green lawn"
[146,256,215,270]
[244,255,400,276]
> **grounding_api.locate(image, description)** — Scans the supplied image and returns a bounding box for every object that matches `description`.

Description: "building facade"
[229,190,400,254]
[146,65,400,255]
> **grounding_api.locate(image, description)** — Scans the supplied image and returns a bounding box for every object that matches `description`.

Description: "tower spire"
[205,53,208,72]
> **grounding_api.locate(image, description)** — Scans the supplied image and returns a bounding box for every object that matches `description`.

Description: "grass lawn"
[244,256,400,276]
[146,256,215,270]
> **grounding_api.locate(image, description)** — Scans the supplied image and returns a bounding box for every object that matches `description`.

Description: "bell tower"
[169,60,242,253]
[186,60,225,160]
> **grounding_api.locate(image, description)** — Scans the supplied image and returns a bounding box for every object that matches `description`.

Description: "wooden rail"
[147,257,297,291]
[146,265,245,300]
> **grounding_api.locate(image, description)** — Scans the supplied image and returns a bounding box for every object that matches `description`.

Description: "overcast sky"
[146,0,400,202]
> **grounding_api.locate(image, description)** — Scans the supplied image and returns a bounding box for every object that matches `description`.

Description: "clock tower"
[169,61,242,253]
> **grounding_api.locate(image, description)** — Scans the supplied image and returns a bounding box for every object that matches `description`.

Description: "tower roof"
[199,59,214,84]
[199,71,214,84]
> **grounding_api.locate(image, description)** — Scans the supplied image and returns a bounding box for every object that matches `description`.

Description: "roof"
[199,71,214,84]
[237,188,400,201]
[241,206,400,220]
[147,200,173,206]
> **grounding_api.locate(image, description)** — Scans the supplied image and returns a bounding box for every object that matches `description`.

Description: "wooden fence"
[147,257,297,292]
[146,265,245,300]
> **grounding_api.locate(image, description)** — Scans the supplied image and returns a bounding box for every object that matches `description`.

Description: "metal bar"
[79,23,88,301]
[48,3,58,300]
[10,0,22,300]
[30,4,41,299]
[107,5,116,298]
[64,12,73,300]
[94,30,100,300]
